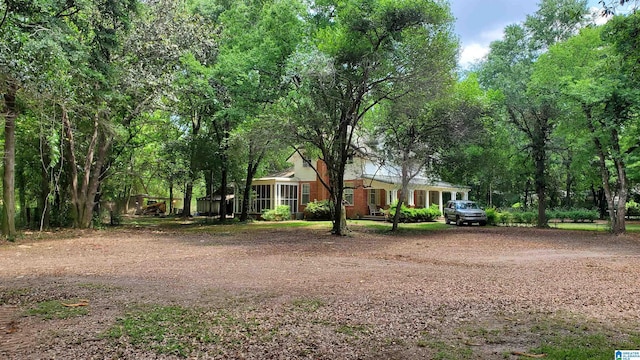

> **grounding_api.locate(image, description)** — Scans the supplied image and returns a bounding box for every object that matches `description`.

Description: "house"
[234,151,471,219]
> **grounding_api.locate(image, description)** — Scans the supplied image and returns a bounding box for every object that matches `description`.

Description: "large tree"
[479,0,588,227]
[283,0,456,235]
[532,25,639,234]
[0,0,79,237]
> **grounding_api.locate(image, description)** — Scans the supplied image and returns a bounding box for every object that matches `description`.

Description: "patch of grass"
[291,298,324,313]
[417,338,474,360]
[335,324,369,337]
[355,221,449,233]
[0,287,31,305]
[120,216,331,234]
[528,320,640,360]
[105,305,261,358]
[25,299,89,320]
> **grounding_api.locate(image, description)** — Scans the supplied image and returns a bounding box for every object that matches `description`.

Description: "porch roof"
[253,168,299,182]
[360,174,469,191]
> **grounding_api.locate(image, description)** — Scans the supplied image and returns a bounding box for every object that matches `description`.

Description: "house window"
[368,189,380,205]
[251,184,271,213]
[343,182,354,205]
[301,183,310,205]
[279,184,298,213]
[302,158,311,167]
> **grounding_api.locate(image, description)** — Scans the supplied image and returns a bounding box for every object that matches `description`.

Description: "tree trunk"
[62,106,112,228]
[39,146,50,230]
[17,165,26,227]
[2,81,18,239]
[392,198,403,232]
[169,182,174,215]
[183,181,193,217]
[240,151,264,222]
[564,151,572,208]
[585,105,625,234]
[533,138,548,228]
[611,128,627,234]
[219,165,228,222]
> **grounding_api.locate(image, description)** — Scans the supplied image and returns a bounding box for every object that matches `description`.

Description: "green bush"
[511,212,523,224]
[627,200,640,217]
[521,211,536,225]
[498,212,511,225]
[546,208,598,223]
[303,200,332,221]
[387,203,440,223]
[262,205,291,221]
[485,207,498,226]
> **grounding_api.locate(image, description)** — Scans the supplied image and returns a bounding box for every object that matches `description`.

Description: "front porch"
[354,175,470,219]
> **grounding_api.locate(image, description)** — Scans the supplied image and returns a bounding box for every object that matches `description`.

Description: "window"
[279,184,298,213]
[415,190,426,208]
[368,189,379,205]
[302,158,311,167]
[343,182,354,205]
[251,185,272,213]
[301,183,310,205]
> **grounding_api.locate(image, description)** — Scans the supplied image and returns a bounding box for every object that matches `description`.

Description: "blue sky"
[451,0,604,67]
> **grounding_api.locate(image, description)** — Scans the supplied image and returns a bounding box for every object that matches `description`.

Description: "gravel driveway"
[1,224,639,359]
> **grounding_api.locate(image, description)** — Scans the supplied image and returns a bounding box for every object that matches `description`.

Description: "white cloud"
[589,6,612,25]
[459,43,490,68]
[459,27,505,69]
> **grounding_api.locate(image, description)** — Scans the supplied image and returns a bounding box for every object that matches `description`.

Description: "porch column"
[426,191,430,207]
[464,192,469,200]
[452,191,457,201]
[408,190,415,206]
[438,191,444,215]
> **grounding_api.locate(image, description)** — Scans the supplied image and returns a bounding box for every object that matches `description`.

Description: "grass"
[290,298,325,313]
[416,337,474,360]
[528,319,640,360]
[104,304,262,358]
[352,220,450,233]
[25,299,89,320]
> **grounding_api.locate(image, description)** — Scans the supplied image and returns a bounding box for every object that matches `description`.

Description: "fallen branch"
[511,351,547,358]
[61,300,89,307]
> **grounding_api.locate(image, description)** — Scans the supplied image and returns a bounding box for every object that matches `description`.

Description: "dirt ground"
[0,223,639,359]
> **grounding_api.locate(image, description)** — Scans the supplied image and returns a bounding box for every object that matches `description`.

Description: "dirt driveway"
[1,224,639,359]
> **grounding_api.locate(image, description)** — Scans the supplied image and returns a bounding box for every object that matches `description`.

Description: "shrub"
[511,212,524,224]
[262,205,291,221]
[627,200,640,217]
[498,212,511,225]
[547,208,598,223]
[303,200,332,221]
[485,207,498,226]
[521,211,536,225]
[387,203,439,223]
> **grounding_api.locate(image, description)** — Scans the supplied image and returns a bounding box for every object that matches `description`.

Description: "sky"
[451,0,605,68]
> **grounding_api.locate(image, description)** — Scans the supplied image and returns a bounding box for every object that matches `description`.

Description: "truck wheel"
[456,216,463,226]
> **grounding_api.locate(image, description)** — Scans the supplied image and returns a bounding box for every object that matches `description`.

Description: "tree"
[371,33,457,231]
[283,0,456,235]
[479,0,588,227]
[0,0,77,237]
[214,0,304,222]
[532,25,639,233]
